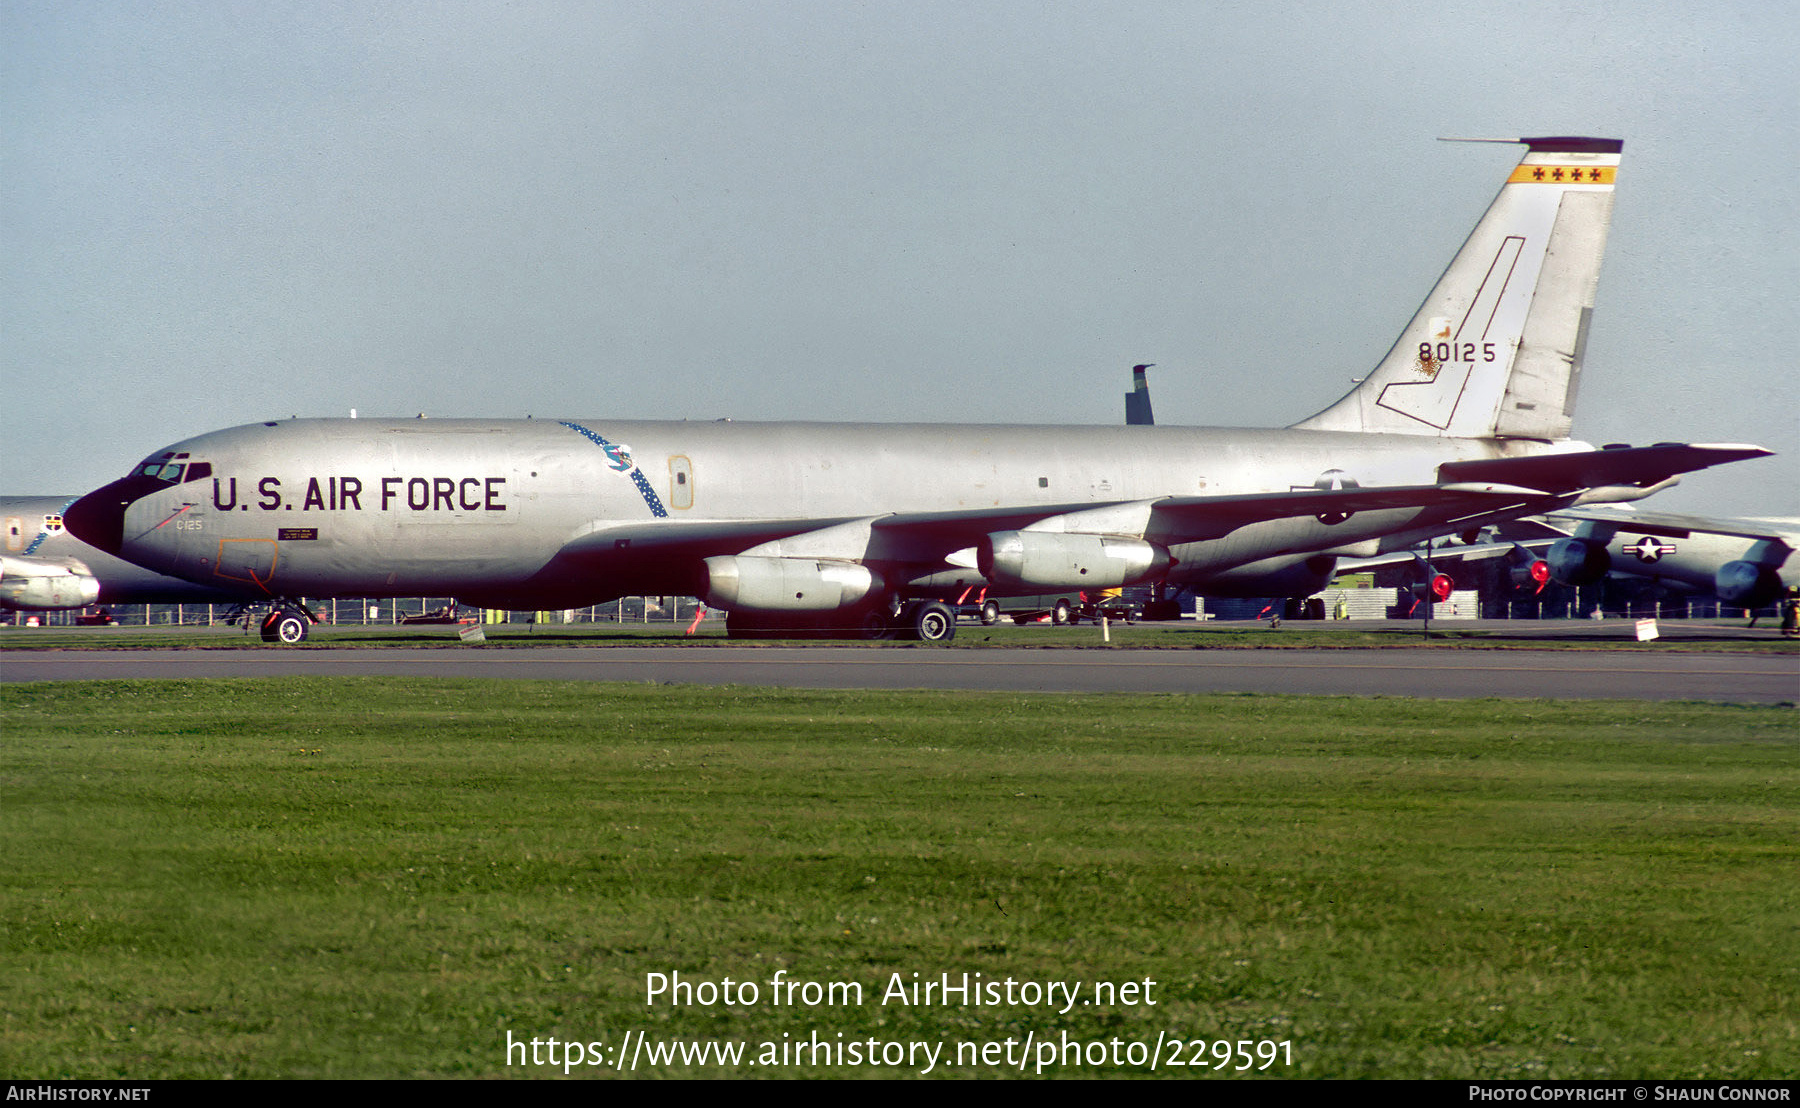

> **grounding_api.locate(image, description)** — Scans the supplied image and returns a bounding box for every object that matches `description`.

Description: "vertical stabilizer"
[1292,137,1620,440]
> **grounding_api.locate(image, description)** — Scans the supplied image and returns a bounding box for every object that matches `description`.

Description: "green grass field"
[3,679,1796,1078]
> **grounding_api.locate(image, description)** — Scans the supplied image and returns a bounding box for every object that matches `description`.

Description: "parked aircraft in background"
[1341,506,1797,619]
[2,496,257,612]
[1542,507,1798,609]
[65,137,1770,642]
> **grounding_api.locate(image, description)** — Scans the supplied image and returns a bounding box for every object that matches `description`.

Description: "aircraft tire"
[979,599,1000,626]
[853,606,897,641]
[725,611,776,640]
[911,601,956,643]
[262,609,309,645]
[1143,599,1184,621]
[727,612,838,640]
[1051,599,1072,625]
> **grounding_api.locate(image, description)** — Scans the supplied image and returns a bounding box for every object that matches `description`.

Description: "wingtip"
[1690,443,1775,458]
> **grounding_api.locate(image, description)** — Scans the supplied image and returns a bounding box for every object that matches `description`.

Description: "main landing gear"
[723,599,957,643]
[906,600,956,643]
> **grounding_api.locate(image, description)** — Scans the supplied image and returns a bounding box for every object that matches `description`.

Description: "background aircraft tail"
[1292,136,1621,441]
[1125,364,1156,425]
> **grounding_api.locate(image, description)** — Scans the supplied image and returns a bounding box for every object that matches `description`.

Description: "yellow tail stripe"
[1509,165,1616,185]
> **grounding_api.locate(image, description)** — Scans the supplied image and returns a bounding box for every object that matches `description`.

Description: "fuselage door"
[668,455,694,511]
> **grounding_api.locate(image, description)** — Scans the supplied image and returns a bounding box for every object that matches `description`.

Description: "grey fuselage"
[73,417,1571,608]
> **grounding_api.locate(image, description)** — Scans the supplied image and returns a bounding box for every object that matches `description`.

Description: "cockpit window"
[133,452,207,485]
[138,461,185,483]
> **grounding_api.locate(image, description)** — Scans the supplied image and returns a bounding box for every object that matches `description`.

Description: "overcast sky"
[4,0,1795,516]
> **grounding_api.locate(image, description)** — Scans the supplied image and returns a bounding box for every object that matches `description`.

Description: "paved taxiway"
[4,646,1795,702]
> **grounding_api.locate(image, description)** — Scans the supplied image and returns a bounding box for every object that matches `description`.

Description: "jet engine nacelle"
[1406,557,1455,604]
[1714,560,1784,609]
[701,555,880,613]
[1507,544,1552,592]
[1185,553,1339,598]
[1546,537,1611,586]
[0,557,102,611]
[980,531,1171,590]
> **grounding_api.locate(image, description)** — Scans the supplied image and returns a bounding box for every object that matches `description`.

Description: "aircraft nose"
[65,478,138,555]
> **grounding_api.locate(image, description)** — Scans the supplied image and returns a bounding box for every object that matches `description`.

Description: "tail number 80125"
[1421,341,1497,364]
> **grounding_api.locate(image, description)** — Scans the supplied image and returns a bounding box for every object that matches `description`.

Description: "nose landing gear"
[251,602,319,644]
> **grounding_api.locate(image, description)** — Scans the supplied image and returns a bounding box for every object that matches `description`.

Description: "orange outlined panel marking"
[214,538,279,593]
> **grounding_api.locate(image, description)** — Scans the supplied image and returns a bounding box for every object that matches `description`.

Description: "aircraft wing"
[889,487,1551,558]
[1543,506,1800,543]
[1436,443,1771,494]
[548,488,1542,568]
[1147,443,1770,545]
[554,502,1124,562]
[1146,483,1546,542]
[556,515,871,558]
[1335,540,1547,575]
[583,492,1612,547]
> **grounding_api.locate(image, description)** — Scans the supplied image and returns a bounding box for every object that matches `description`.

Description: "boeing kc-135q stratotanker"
[65,137,1770,642]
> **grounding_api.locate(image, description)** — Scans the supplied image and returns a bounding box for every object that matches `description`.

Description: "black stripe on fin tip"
[1520,136,1623,154]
